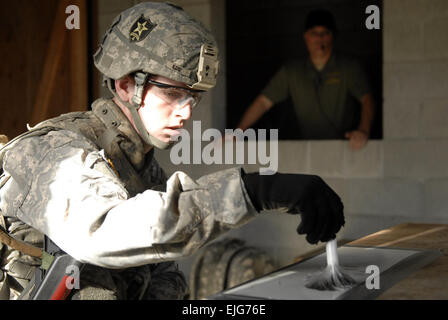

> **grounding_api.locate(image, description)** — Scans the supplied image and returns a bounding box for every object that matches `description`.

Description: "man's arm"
[2,130,344,269]
[0,130,260,268]
[345,93,375,150]
[0,135,8,147]
[235,63,290,132]
[358,93,375,136]
[236,94,273,131]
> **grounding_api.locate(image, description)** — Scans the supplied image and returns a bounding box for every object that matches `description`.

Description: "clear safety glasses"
[146,79,203,109]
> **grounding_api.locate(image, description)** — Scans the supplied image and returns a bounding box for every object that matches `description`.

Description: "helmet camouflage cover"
[94,2,219,91]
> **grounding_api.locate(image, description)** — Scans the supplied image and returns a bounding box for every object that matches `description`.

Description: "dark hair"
[304,9,337,34]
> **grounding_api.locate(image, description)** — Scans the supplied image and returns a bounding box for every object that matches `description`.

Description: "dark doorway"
[226,0,383,140]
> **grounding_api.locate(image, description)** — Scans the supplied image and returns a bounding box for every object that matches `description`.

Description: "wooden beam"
[30,0,71,126]
[347,223,448,299]
[69,0,88,112]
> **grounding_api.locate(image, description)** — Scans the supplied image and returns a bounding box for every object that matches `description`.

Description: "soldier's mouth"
[163,128,182,140]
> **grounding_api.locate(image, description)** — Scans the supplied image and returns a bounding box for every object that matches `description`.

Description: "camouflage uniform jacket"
[0,98,258,299]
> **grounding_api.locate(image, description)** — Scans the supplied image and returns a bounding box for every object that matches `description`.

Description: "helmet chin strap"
[106,73,172,150]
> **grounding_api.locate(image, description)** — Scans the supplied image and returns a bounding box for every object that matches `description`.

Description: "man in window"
[236,9,375,150]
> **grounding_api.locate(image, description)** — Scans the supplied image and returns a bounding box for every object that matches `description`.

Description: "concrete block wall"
[96,0,448,281]
[379,0,448,228]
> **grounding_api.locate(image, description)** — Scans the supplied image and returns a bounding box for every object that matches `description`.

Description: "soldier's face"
[139,76,193,145]
[304,26,333,57]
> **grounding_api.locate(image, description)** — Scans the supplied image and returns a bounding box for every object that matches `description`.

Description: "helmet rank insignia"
[130,15,156,42]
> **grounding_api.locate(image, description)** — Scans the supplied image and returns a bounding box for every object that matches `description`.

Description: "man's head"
[94,2,219,150]
[114,73,199,147]
[303,9,336,59]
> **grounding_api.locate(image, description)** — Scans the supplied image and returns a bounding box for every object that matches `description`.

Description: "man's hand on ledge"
[345,130,368,151]
[0,134,9,148]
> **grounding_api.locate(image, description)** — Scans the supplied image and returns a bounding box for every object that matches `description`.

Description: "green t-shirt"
[262,53,371,139]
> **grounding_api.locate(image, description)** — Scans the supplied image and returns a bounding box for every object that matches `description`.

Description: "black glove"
[242,172,345,244]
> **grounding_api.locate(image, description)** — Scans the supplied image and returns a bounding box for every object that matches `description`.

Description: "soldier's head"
[94,2,219,150]
[303,9,336,58]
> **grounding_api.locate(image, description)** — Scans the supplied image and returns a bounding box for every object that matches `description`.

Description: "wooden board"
[0,0,90,139]
[347,223,448,299]
[210,223,448,300]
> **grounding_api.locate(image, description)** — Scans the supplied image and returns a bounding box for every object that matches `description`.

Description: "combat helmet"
[93,2,219,149]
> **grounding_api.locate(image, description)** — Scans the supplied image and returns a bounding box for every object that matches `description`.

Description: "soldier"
[0,2,344,300]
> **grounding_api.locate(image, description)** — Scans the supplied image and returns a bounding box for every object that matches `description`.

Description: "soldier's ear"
[115,76,135,102]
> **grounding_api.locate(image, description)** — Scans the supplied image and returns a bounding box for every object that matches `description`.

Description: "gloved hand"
[242,172,345,244]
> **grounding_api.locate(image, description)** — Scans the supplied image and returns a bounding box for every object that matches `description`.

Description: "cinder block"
[155,145,225,179]
[192,141,279,174]
[276,141,310,174]
[384,140,448,178]
[383,63,427,100]
[97,12,117,37]
[344,178,424,217]
[309,141,345,178]
[181,3,212,28]
[424,0,448,18]
[425,62,448,99]
[234,140,280,175]
[383,100,421,138]
[210,0,226,40]
[343,141,383,178]
[160,136,282,176]
[384,20,424,62]
[424,179,448,219]
[424,18,448,59]
[421,100,448,138]
[383,0,426,23]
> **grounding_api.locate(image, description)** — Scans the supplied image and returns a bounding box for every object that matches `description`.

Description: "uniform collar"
[92,98,147,171]
[305,52,337,75]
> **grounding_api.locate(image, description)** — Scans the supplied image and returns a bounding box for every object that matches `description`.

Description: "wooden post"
[30,0,71,126]
[69,0,88,112]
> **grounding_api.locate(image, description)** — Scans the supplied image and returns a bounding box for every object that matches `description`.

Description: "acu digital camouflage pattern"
[94,2,218,87]
[0,135,8,147]
[190,238,276,299]
[0,98,259,299]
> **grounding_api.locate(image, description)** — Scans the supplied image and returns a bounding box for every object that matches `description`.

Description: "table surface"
[347,223,448,299]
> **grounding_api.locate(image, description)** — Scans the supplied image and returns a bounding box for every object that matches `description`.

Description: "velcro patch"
[129,15,156,43]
